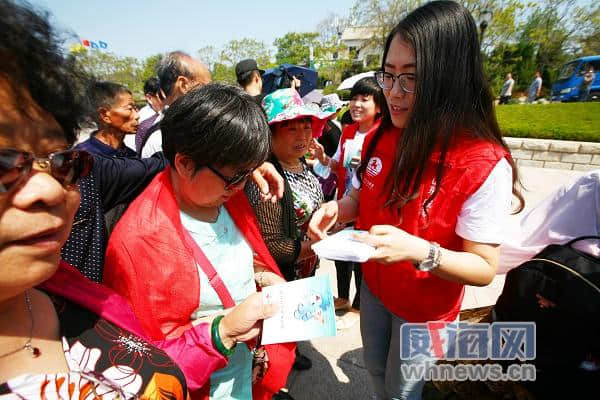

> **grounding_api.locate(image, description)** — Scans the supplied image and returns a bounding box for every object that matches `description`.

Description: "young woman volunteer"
[308,1,523,399]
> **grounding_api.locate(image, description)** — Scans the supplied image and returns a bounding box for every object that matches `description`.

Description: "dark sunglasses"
[0,148,93,194]
[205,165,254,190]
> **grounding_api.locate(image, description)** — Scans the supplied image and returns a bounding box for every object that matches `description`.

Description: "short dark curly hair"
[0,0,89,145]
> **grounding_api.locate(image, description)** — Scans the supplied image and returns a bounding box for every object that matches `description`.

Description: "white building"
[340,26,383,68]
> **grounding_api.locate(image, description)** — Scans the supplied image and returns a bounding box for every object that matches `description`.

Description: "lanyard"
[181,227,236,309]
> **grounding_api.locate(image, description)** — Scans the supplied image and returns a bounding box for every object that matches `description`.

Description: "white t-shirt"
[352,157,513,245]
[138,104,156,122]
[141,129,163,158]
[123,133,136,150]
[332,129,368,163]
[140,112,164,158]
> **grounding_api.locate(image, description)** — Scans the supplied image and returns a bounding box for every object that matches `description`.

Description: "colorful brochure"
[261,275,336,345]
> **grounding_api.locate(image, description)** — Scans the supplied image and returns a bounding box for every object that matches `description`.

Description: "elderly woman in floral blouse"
[246,88,334,376]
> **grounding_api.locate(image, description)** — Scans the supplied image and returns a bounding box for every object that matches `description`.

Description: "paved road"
[285,166,588,400]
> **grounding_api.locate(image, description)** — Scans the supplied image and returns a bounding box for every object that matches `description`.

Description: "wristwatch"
[415,241,441,272]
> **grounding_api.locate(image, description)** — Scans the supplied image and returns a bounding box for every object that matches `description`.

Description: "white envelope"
[311,228,376,263]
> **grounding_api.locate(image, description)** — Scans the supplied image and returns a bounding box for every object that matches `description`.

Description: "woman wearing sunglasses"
[103,84,295,400]
[0,0,188,396]
[309,2,524,399]
[0,2,281,398]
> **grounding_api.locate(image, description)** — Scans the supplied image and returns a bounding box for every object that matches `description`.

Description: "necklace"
[0,291,41,359]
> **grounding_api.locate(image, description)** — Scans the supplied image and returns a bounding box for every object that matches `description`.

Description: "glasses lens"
[50,150,93,187]
[226,169,253,189]
[375,72,386,89]
[376,72,395,90]
[400,74,416,92]
[0,149,32,193]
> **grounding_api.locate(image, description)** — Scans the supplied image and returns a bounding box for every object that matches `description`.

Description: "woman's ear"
[173,153,196,178]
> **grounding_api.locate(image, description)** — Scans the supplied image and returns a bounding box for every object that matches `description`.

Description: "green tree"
[580,28,600,55]
[274,32,321,66]
[198,39,273,84]
[575,2,600,55]
[219,38,272,68]
[316,13,349,45]
[487,41,537,95]
[515,0,598,89]
[197,45,220,71]
[70,47,143,96]
[139,53,162,83]
[212,63,236,84]
[349,0,425,48]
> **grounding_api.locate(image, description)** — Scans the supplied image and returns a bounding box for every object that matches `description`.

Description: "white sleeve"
[138,105,156,122]
[331,138,343,162]
[498,170,600,273]
[455,158,512,244]
[141,130,163,158]
[352,169,361,190]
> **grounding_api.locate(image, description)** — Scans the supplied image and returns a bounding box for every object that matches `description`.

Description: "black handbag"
[494,236,600,369]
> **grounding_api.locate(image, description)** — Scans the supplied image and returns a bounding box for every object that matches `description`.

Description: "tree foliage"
[139,53,162,83]
[70,47,144,97]
[220,38,272,68]
[274,32,321,66]
[348,0,425,49]
[197,39,273,84]
[316,13,349,45]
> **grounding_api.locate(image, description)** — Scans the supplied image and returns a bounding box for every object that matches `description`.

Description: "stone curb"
[506,136,600,171]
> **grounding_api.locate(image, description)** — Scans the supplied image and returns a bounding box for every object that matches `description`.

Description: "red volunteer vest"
[357,126,509,322]
[335,120,381,199]
[104,168,294,400]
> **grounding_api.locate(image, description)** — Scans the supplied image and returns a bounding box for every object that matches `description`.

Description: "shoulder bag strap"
[565,235,600,247]
[181,228,236,309]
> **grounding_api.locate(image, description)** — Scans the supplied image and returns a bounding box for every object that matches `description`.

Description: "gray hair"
[156,51,195,97]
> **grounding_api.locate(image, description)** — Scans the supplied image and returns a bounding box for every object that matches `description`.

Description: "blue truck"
[551,55,600,102]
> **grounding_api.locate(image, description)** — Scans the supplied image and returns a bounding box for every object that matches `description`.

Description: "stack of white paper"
[311,229,376,263]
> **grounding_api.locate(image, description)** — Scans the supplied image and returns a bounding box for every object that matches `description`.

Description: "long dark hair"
[358,0,523,213]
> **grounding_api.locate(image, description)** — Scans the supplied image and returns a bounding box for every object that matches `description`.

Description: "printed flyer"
[261,275,336,345]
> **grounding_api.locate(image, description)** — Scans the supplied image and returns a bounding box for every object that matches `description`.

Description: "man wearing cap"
[236,58,265,102]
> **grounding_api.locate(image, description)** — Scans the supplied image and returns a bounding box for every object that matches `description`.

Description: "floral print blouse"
[0,295,187,400]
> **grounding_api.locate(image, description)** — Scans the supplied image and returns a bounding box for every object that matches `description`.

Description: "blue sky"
[31,0,352,59]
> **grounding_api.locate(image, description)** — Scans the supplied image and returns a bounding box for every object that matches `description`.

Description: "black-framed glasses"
[205,165,254,190]
[0,148,93,194]
[374,71,416,93]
